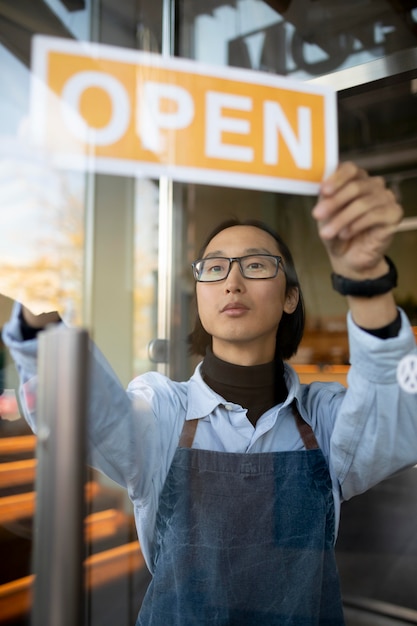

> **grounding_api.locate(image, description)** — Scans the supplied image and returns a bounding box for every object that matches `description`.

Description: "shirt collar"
[186,360,302,421]
[186,362,226,420]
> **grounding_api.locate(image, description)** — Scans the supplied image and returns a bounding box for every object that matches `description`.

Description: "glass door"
[168,1,417,623]
[0,1,416,625]
[0,2,160,625]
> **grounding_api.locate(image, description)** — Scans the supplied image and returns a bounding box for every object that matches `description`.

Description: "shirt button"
[224,403,233,411]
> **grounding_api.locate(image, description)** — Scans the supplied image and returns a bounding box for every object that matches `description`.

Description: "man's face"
[196,225,298,366]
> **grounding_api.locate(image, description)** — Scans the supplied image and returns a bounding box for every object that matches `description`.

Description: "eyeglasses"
[192,254,282,283]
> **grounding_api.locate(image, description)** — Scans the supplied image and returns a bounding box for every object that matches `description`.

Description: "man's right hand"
[21,306,61,329]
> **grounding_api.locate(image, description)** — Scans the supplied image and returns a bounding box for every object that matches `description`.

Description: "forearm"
[2,302,148,493]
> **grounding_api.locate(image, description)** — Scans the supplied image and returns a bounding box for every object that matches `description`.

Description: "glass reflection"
[179,0,417,79]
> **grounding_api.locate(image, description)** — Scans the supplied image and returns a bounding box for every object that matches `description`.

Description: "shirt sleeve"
[1,302,164,504]
[330,308,417,501]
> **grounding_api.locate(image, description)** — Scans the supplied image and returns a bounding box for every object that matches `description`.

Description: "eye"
[242,255,278,278]
[200,258,228,278]
[207,262,225,274]
[243,256,269,274]
[247,261,265,270]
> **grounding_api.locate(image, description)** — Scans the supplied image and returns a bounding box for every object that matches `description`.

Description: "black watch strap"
[331,256,397,297]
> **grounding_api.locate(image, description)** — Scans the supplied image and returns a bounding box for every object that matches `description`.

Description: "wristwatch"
[331,256,397,297]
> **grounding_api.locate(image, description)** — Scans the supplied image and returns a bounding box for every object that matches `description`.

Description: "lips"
[221,302,249,313]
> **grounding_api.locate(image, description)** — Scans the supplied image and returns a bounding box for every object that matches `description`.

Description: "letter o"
[61,71,130,145]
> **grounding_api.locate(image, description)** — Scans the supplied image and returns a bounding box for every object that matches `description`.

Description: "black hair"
[188,218,305,361]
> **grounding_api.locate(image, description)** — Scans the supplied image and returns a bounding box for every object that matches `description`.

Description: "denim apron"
[137,403,345,625]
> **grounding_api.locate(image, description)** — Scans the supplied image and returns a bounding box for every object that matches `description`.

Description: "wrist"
[331,258,389,281]
[348,293,398,329]
[359,311,401,339]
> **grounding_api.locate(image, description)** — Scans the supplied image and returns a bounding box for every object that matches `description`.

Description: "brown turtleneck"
[201,348,288,426]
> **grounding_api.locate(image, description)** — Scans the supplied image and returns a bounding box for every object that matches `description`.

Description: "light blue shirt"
[3,303,417,572]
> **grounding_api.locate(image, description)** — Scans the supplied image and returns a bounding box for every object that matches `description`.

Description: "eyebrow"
[203,247,274,258]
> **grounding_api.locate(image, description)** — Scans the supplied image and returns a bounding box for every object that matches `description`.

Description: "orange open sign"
[31,36,338,194]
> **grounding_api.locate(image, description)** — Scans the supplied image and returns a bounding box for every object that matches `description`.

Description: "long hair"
[188,219,305,361]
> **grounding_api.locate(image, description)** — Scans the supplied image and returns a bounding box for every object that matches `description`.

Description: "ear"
[283,287,299,314]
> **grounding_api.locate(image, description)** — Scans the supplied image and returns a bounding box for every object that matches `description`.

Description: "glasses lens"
[241,255,278,278]
[193,255,280,281]
[194,258,229,282]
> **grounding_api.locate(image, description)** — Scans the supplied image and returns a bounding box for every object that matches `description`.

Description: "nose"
[224,260,246,293]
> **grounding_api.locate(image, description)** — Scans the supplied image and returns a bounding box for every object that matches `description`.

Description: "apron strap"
[179,418,199,448]
[291,401,320,450]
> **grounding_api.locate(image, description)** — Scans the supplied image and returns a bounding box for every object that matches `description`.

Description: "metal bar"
[156,177,173,374]
[155,0,177,374]
[308,47,417,91]
[32,325,89,626]
[161,0,175,57]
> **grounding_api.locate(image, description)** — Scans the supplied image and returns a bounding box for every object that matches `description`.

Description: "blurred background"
[0,1,417,624]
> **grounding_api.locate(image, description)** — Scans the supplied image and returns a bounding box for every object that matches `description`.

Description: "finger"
[312,176,386,221]
[337,195,403,241]
[317,184,397,240]
[320,161,367,197]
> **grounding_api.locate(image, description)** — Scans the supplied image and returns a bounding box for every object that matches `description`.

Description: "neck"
[211,339,276,367]
[201,347,287,425]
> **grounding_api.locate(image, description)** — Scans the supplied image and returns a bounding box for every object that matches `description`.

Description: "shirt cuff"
[348,308,416,383]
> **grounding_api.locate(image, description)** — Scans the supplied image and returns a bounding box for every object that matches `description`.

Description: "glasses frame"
[192,254,282,283]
